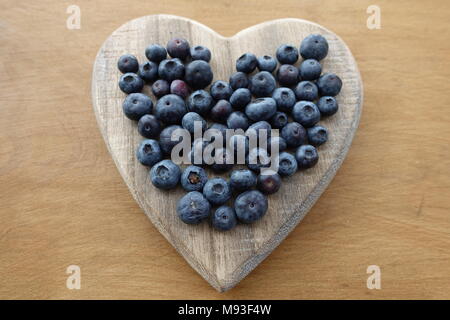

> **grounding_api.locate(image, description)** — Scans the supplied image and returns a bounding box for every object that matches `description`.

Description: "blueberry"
[138,61,158,82]
[158,58,185,82]
[307,125,328,147]
[249,71,276,97]
[184,60,214,90]
[211,148,233,173]
[122,93,152,120]
[117,54,139,73]
[182,112,206,134]
[257,171,281,194]
[276,44,299,64]
[145,44,167,63]
[208,123,228,140]
[229,72,249,90]
[177,191,211,224]
[152,79,170,98]
[267,136,287,153]
[317,96,339,117]
[181,165,208,192]
[190,138,209,166]
[203,178,231,205]
[299,59,322,80]
[190,45,211,62]
[300,34,329,61]
[228,134,249,158]
[170,79,191,99]
[230,169,257,191]
[155,94,187,125]
[295,144,319,169]
[210,80,233,100]
[212,206,237,231]
[272,87,296,112]
[294,81,319,101]
[292,101,320,127]
[257,55,277,72]
[166,37,190,60]
[159,125,183,155]
[210,100,233,123]
[227,111,250,130]
[245,98,277,121]
[276,152,297,177]
[246,121,272,143]
[276,64,299,86]
[187,89,213,115]
[270,111,288,129]
[247,147,271,173]
[281,122,307,148]
[229,88,251,109]
[236,53,257,73]
[234,190,268,223]
[137,114,161,138]
[317,73,342,96]
[136,139,162,167]
[119,73,144,94]
[150,159,181,190]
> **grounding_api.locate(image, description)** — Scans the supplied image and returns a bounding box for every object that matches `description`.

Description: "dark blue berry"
[245,97,277,121]
[187,89,213,115]
[137,114,161,138]
[150,159,181,190]
[211,148,233,173]
[267,136,287,153]
[228,134,249,158]
[152,79,170,98]
[138,61,158,82]
[234,190,268,223]
[276,64,299,86]
[182,112,206,134]
[117,54,139,73]
[119,73,144,94]
[307,125,328,147]
[190,45,211,62]
[189,138,209,166]
[166,37,190,60]
[136,139,162,167]
[249,71,276,97]
[155,94,187,124]
[317,73,342,96]
[177,191,211,224]
[246,121,272,143]
[295,145,319,169]
[181,165,208,192]
[257,171,281,194]
[203,178,231,205]
[227,111,250,130]
[212,206,237,231]
[236,53,257,73]
[276,152,297,177]
[210,80,233,100]
[299,59,322,80]
[257,55,277,72]
[229,88,251,109]
[170,79,191,99]
[317,96,338,117]
[184,60,213,90]
[300,34,329,61]
[281,122,308,147]
[229,72,249,90]
[122,93,152,120]
[270,111,288,129]
[159,125,183,155]
[292,101,320,127]
[158,58,185,82]
[247,147,271,173]
[145,44,167,63]
[294,81,319,101]
[210,100,233,123]
[230,169,257,191]
[276,44,299,64]
[272,87,296,112]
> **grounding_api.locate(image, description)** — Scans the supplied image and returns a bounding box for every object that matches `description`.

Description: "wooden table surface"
[1,0,449,299]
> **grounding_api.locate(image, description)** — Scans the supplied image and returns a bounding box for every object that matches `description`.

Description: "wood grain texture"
[92,15,362,291]
[1,0,449,299]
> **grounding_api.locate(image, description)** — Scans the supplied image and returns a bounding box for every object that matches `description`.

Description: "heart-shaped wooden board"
[92,14,363,292]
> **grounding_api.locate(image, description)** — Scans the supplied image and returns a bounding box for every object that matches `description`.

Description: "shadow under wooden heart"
[91,14,363,292]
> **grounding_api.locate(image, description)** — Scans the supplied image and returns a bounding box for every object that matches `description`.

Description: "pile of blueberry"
[117,35,342,231]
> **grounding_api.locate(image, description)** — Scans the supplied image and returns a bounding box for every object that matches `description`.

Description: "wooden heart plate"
[91,14,363,292]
